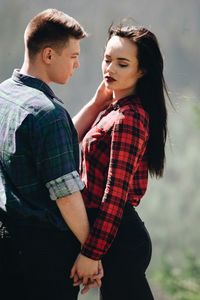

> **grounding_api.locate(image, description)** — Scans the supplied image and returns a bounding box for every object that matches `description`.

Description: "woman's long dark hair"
[108,25,169,178]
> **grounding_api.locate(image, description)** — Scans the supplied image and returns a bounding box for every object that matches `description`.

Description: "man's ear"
[42,47,55,64]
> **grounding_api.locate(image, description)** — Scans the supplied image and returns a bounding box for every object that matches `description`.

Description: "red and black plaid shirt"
[81,95,149,260]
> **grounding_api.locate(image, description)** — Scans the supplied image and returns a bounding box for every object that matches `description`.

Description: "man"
[0,8,107,300]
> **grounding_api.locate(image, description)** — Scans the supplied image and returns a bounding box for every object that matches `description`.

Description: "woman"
[72,24,169,299]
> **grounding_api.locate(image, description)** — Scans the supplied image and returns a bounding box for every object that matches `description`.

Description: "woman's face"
[102,36,143,100]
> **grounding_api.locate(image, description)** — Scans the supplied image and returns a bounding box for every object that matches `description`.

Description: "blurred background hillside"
[0,0,199,299]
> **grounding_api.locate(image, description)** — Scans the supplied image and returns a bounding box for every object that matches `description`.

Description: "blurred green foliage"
[193,104,200,128]
[152,254,200,300]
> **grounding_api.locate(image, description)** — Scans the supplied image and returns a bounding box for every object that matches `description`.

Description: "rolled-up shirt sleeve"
[32,108,84,200]
[46,171,84,200]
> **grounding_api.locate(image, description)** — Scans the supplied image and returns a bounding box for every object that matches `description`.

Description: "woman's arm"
[80,110,149,260]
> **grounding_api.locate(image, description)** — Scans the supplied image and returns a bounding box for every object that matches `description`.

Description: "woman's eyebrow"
[104,54,131,62]
[117,57,130,62]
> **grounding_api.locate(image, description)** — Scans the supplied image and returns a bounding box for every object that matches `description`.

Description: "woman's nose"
[106,62,115,74]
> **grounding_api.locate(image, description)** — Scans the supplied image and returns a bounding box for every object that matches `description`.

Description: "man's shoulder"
[0,76,72,132]
[0,77,64,116]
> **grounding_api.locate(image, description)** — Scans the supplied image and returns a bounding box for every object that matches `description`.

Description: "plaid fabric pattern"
[0,70,83,230]
[81,96,149,260]
[46,171,84,200]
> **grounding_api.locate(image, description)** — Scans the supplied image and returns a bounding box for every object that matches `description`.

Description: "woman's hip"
[103,203,152,272]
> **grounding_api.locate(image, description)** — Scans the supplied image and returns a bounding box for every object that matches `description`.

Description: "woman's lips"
[105,76,116,83]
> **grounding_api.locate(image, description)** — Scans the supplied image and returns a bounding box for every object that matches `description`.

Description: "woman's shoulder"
[119,97,149,125]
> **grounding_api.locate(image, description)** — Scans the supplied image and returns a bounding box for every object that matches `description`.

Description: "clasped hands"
[70,253,104,294]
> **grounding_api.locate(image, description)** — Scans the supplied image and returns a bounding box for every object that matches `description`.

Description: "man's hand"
[70,254,99,285]
[73,81,113,142]
[80,261,104,294]
[70,255,104,294]
[93,81,113,110]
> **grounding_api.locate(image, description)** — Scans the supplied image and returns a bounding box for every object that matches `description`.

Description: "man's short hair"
[25,8,87,58]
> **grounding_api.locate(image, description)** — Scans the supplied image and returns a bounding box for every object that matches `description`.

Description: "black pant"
[88,204,154,300]
[0,221,80,300]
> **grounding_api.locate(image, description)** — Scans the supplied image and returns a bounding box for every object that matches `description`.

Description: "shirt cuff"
[46,170,85,200]
[81,243,103,261]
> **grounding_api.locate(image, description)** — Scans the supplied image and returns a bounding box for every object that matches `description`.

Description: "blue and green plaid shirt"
[0,69,84,231]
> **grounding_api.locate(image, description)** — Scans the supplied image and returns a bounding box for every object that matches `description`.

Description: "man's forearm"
[56,191,89,244]
[73,82,113,142]
[73,98,102,142]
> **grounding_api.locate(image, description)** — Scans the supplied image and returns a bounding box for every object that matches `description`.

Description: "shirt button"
[113,104,120,110]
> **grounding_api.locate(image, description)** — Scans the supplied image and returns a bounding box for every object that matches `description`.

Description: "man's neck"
[20,58,50,84]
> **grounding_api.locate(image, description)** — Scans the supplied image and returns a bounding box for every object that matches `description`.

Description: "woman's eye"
[119,64,128,68]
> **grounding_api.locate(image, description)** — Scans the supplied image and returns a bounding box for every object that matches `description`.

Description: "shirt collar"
[111,95,140,111]
[12,69,64,104]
